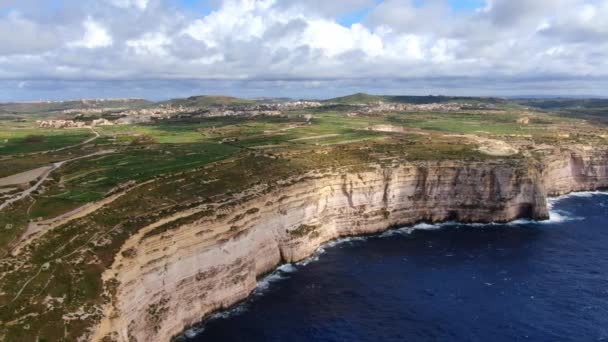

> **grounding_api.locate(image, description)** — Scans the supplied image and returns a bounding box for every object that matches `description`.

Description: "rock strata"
[93,148,608,342]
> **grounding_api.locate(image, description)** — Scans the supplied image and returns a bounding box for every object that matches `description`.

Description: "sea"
[184,192,608,342]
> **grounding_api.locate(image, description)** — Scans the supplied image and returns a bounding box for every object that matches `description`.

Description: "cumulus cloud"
[69,17,113,49]
[0,0,606,100]
[108,0,150,10]
[0,11,62,55]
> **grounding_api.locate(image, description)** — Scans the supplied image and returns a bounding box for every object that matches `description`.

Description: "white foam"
[296,236,368,266]
[184,327,203,338]
[277,263,297,273]
[542,190,608,224]
[413,222,443,230]
[548,190,608,208]
[255,273,285,292]
[380,227,413,237]
[545,209,582,224]
[255,264,298,294]
[324,236,367,249]
[296,254,320,266]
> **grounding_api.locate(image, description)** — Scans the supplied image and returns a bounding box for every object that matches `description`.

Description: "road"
[0,149,113,211]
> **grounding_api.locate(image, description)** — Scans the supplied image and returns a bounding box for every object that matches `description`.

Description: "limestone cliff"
[541,147,608,196]
[93,149,608,342]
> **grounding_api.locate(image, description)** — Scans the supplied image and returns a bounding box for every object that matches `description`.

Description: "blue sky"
[176,0,216,15]
[448,0,486,11]
[338,0,383,26]
[174,0,487,28]
[326,0,486,27]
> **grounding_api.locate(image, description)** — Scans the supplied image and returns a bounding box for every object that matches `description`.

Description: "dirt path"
[289,133,340,141]
[44,127,100,154]
[0,150,113,211]
[365,125,429,135]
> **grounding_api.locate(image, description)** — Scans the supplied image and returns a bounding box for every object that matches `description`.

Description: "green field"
[0,127,94,155]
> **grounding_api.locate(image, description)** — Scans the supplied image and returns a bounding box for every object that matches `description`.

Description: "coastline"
[180,189,608,340]
[91,147,608,342]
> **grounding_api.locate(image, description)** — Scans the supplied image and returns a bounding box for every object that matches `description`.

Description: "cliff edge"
[93,147,608,341]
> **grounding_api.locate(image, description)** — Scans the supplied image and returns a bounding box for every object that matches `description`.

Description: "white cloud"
[302,22,384,57]
[69,17,113,49]
[108,0,149,10]
[0,0,607,99]
[0,11,61,55]
[126,32,170,56]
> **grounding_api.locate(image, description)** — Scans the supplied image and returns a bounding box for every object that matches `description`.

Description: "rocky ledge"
[93,147,608,342]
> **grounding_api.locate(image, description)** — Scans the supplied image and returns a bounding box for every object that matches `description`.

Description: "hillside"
[162,95,256,107]
[326,93,507,105]
[326,93,386,104]
[515,98,608,110]
[0,99,152,114]
[517,98,608,125]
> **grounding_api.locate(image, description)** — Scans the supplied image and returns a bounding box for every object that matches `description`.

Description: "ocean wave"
[255,263,298,294]
[184,304,250,338]
[277,263,297,273]
[296,254,320,266]
[184,263,302,338]
[543,190,608,224]
[548,190,608,208]
[544,209,583,224]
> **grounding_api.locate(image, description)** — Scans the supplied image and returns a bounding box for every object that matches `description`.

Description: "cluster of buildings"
[37,120,88,129]
[359,102,463,114]
[115,101,323,118]
[274,101,323,109]
[37,118,114,129]
[341,101,478,117]
[116,104,190,118]
[36,101,325,128]
[37,99,478,130]
[61,108,123,115]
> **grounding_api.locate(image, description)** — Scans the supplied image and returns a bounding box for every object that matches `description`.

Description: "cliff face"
[93,149,608,342]
[541,147,608,196]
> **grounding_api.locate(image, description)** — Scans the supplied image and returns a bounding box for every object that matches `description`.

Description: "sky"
[0,0,607,101]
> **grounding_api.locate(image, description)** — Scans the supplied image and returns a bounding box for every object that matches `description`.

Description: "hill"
[516,98,608,125]
[0,98,152,114]
[327,93,386,104]
[326,93,507,105]
[515,98,608,110]
[163,95,256,107]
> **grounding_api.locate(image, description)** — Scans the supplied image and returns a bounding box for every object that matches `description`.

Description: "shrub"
[23,134,45,143]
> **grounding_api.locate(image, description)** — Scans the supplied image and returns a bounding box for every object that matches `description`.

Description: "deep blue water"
[187,192,608,342]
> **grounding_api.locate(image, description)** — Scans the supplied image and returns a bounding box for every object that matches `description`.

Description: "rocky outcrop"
[93,148,608,342]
